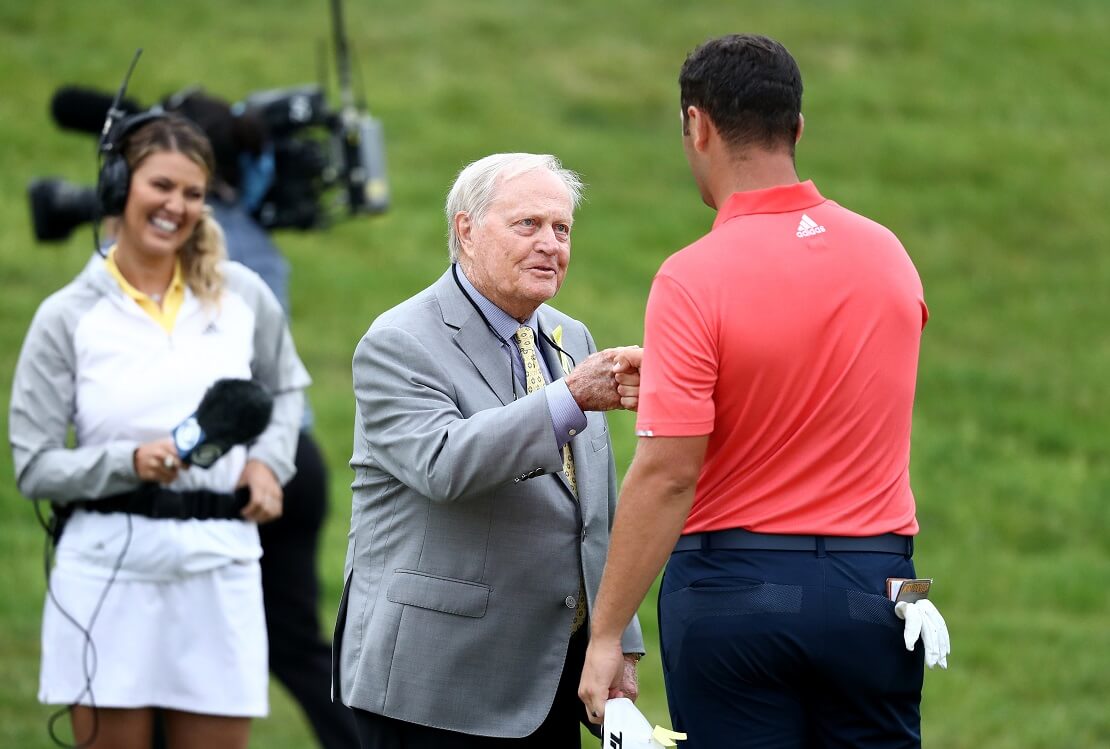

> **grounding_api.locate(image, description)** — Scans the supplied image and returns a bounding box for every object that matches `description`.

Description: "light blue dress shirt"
[454,265,587,449]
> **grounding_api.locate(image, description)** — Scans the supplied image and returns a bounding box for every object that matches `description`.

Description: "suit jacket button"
[565,595,576,609]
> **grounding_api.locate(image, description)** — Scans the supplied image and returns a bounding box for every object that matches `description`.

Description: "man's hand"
[133,437,183,484]
[895,599,950,669]
[566,346,642,412]
[237,459,283,524]
[578,636,625,724]
[612,654,640,702]
[565,349,622,411]
[612,345,642,411]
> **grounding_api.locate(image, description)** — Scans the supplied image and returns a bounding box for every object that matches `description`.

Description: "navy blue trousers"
[659,546,924,749]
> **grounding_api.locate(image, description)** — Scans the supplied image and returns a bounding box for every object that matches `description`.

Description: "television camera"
[28,0,387,241]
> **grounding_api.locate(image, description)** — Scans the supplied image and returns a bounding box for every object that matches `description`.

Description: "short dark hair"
[168,91,269,189]
[679,34,803,154]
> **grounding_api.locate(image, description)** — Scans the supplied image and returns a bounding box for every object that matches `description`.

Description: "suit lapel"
[454,323,515,406]
[436,276,590,499]
[435,269,516,406]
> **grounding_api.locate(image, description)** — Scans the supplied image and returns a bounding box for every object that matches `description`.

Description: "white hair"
[445,153,584,261]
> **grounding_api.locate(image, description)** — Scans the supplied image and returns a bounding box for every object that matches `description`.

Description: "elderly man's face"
[457,169,574,320]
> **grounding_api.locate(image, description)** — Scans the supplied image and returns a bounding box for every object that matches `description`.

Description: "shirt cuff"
[545,379,587,449]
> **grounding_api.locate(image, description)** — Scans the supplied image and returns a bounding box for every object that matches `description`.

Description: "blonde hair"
[123,116,227,304]
[179,205,226,304]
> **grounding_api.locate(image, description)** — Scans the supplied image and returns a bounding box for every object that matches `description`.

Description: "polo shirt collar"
[104,245,186,334]
[712,180,825,230]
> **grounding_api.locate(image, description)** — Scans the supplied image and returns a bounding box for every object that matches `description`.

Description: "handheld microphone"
[51,85,142,135]
[172,379,274,468]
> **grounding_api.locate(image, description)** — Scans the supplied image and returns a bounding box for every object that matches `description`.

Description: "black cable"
[539,330,577,371]
[32,498,53,534]
[451,264,518,397]
[35,501,133,748]
[92,122,109,261]
[450,262,581,401]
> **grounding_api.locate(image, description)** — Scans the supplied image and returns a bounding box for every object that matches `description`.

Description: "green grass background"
[2,1,1108,746]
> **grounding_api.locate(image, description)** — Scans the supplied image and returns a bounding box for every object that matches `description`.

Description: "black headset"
[95,110,170,217]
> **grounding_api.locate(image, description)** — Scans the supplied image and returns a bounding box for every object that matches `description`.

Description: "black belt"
[674,528,913,555]
[73,484,250,521]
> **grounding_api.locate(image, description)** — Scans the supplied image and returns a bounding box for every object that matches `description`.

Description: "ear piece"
[95,111,169,217]
[96,153,132,217]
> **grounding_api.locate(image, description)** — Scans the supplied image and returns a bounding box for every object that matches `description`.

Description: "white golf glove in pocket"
[894,599,950,669]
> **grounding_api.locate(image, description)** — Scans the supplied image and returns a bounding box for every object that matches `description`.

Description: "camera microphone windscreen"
[172,379,274,468]
[51,85,141,135]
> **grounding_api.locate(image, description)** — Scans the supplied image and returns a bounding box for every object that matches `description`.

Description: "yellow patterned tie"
[514,326,578,496]
[514,325,585,632]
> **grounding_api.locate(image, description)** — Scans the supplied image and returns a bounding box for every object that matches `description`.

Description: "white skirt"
[39,561,268,717]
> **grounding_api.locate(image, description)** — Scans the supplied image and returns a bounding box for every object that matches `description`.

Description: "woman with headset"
[9,114,309,749]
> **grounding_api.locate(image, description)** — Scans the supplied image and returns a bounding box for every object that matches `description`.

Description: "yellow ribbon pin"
[551,324,572,375]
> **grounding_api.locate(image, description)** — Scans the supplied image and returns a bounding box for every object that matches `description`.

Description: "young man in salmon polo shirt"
[580,34,949,748]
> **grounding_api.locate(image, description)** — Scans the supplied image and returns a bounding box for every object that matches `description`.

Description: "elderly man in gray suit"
[333,152,645,748]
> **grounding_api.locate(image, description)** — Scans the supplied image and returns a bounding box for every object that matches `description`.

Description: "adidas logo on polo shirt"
[796,213,826,238]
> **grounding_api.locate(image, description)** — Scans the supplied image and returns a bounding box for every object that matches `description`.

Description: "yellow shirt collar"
[104,245,186,335]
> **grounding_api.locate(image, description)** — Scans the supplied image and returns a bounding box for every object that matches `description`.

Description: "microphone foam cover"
[51,85,141,135]
[193,378,273,446]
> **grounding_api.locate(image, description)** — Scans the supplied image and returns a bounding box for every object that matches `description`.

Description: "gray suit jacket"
[333,269,643,737]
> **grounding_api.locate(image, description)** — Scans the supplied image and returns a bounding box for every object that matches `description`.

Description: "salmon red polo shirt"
[635,180,927,537]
